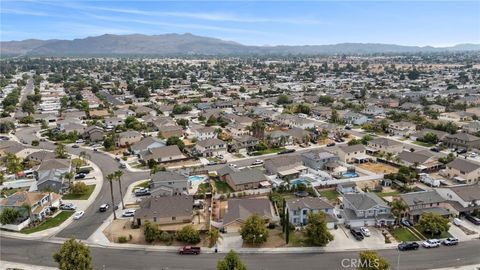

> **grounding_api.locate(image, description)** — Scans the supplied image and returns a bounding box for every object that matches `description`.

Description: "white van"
[453,218,462,226]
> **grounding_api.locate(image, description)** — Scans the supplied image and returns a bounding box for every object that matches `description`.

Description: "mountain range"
[1,33,479,56]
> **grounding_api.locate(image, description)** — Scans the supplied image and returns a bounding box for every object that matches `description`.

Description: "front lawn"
[250,147,286,156]
[21,211,74,234]
[375,191,401,198]
[134,180,150,190]
[319,190,339,202]
[391,227,420,242]
[414,225,452,239]
[213,180,233,194]
[412,141,434,147]
[62,184,95,200]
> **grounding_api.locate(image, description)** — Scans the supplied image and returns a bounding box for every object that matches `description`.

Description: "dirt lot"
[358,162,398,174]
[241,228,306,248]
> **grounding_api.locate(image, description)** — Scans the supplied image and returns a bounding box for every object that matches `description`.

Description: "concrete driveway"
[327,225,395,251]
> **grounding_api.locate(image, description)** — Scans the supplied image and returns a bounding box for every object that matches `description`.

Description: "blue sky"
[1,1,479,46]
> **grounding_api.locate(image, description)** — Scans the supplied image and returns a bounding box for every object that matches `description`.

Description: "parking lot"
[327,225,396,250]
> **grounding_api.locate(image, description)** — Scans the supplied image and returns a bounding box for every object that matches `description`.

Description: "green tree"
[53,238,93,270]
[106,173,117,220]
[21,100,35,115]
[0,120,15,133]
[70,182,88,195]
[0,207,20,224]
[357,251,389,270]
[417,212,450,237]
[5,153,23,174]
[55,143,68,159]
[176,225,201,244]
[217,250,247,270]
[143,220,161,243]
[390,199,408,224]
[240,214,269,245]
[114,170,125,209]
[422,132,438,144]
[304,212,334,246]
[166,136,185,150]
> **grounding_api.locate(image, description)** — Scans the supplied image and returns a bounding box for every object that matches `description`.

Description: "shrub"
[143,221,161,243]
[69,182,88,195]
[117,236,128,243]
[31,140,39,146]
[268,222,276,229]
[158,231,173,244]
[176,225,201,244]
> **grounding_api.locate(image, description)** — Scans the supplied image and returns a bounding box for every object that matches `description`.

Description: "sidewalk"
[0,261,57,270]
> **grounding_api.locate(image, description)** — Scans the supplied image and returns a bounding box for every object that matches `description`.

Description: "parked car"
[119,163,127,169]
[456,148,467,154]
[72,144,80,148]
[75,139,85,143]
[278,149,295,155]
[350,228,364,241]
[326,143,336,147]
[360,227,371,237]
[443,237,459,246]
[178,246,201,255]
[453,218,462,226]
[464,214,480,225]
[59,203,76,211]
[99,204,110,212]
[252,159,263,165]
[75,173,86,179]
[398,242,420,251]
[401,218,413,227]
[135,188,151,197]
[73,211,85,220]
[122,209,136,217]
[207,161,217,165]
[430,147,440,152]
[422,239,441,248]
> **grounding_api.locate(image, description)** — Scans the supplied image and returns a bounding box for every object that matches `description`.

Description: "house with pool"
[150,171,189,196]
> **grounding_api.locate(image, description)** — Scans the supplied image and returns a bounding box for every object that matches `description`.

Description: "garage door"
[348,220,364,228]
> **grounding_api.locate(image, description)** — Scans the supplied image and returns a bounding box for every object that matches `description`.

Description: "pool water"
[291,178,310,186]
[342,172,359,178]
[188,175,206,183]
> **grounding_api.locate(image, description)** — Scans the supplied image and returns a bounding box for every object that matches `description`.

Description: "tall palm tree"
[106,173,117,220]
[391,199,408,225]
[63,172,74,189]
[114,170,125,209]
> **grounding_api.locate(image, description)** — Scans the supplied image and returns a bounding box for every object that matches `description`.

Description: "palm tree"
[114,170,125,210]
[79,151,90,163]
[63,172,74,189]
[391,199,408,225]
[106,173,117,220]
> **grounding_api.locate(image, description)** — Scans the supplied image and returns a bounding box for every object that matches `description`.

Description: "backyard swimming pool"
[188,175,207,183]
[342,172,359,178]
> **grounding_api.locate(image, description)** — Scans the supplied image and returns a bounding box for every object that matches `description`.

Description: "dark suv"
[350,228,364,241]
[465,214,480,225]
[398,242,419,251]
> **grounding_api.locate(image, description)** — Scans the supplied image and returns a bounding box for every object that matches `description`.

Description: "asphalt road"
[13,77,34,119]
[1,237,479,270]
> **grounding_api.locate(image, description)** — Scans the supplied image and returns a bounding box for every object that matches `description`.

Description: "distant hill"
[1,33,479,56]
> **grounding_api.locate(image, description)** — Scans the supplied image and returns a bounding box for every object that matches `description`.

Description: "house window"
[303,210,308,215]
[172,217,176,221]
[153,217,157,222]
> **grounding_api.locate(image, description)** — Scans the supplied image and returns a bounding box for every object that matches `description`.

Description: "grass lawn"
[391,227,420,242]
[1,188,23,197]
[134,180,150,190]
[213,180,233,194]
[62,184,95,200]
[319,190,339,201]
[234,153,245,158]
[375,191,401,198]
[251,147,286,156]
[414,225,452,239]
[21,211,74,234]
[197,182,211,194]
[412,141,434,147]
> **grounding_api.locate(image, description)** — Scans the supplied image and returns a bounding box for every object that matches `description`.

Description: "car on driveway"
[73,211,85,220]
[350,228,364,241]
[401,218,413,227]
[59,203,76,211]
[75,173,86,179]
[422,239,441,248]
[360,227,370,237]
[122,209,136,217]
[72,144,80,148]
[135,188,151,197]
[398,242,420,251]
[443,237,459,246]
[465,214,480,225]
[326,143,336,147]
[278,149,296,154]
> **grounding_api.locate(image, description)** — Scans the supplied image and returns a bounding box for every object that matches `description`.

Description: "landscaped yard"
[251,147,286,156]
[62,184,95,200]
[319,190,339,202]
[414,225,452,239]
[412,141,434,147]
[391,227,420,242]
[213,179,233,193]
[1,188,24,197]
[197,182,211,194]
[375,190,401,198]
[134,180,150,190]
[21,211,74,234]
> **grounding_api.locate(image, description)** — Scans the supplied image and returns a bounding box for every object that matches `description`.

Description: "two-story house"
[194,138,227,157]
[387,121,416,137]
[342,192,395,227]
[335,144,368,164]
[437,185,480,216]
[367,137,404,154]
[194,126,217,141]
[444,158,480,184]
[399,190,450,223]
[442,133,480,151]
[116,131,143,147]
[301,149,339,171]
[150,171,189,196]
[286,197,336,229]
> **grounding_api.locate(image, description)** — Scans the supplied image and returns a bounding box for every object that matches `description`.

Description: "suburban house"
[130,137,165,155]
[436,185,480,216]
[264,155,307,180]
[439,111,475,122]
[367,137,404,154]
[397,150,443,172]
[26,151,55,163]
[222,198,275,232]
[444,158,480,184]
[230,135,259,152]
[116,131,143,147]
[462,121,480,135]
[194,126,217,141]
[335,144,368,164]
[342,192,395,227]
[150,171,189,196]
[226,122,249,137]
[387,121,416,137]
[223,168,269,191]
[410,129,448,142]
[362,105,385,117]
[442,133,480,151]
[35,159,71,193]
[343,112,369,126]
[266,131,293,147]
[399,190,450,223]
[158,125,184,139]
[139,145,186,164]
[0,191,61,231]
[289,117,316,129]
[285,197,336,229]
[301,149,339,171]
[104,117,124,128]
[133,195,193,226]
[194,138,227,157]
[82,126,105,142]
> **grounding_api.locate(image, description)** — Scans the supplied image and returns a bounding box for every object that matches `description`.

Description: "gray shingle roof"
[400,190,445,206]
[134,195,193,219]
[286,197,333,211]
[227,168,267,185]
[223,198,273,225]
[447,158,480,173]
[151,171,187,183]
[447,185,480,201]
[343,192,388,210]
